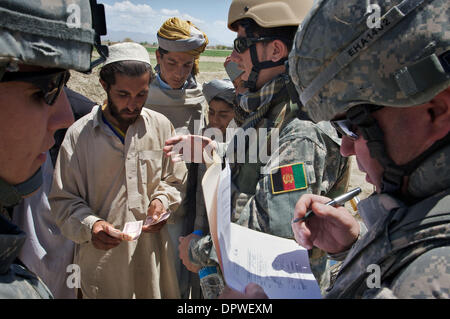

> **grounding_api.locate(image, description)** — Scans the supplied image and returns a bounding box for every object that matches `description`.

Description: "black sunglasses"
[331,104,386,140]
[233,36,278,54]
[331,119,359,140]
[1,69,70,105]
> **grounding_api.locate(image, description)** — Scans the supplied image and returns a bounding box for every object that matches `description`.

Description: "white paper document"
[216,162,322,299]
[201,160,223,267]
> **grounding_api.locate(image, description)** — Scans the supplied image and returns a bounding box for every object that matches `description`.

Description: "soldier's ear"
[427,87,450,142]
[269,39,288,63]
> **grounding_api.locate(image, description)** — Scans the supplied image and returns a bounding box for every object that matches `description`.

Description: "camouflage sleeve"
[235,120,347,239]
[362,287,399,299]
[328,221,368,261]
[388,246,450,298]
[188,234,220,268]
[233,120,348,293]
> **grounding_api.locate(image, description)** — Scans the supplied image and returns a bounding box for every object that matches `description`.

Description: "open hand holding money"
[142,198,169,233]
[107,220,143,241]
[144,211,170,226]
[106,199,170,240]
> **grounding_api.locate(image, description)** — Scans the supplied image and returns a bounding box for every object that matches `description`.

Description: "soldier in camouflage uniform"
[289,0,450,299]
[224,0,450,299]
[0,0,106,298]
[166,0,351,297]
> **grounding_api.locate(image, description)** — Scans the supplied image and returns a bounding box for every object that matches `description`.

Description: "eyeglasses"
[331,119,359,140]
[233,36,278,54]
[331,104,386,140]
[1,69,70,105]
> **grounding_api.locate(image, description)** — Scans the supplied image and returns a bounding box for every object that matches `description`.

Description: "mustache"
[120,108,141,115]
[106,93,143,115]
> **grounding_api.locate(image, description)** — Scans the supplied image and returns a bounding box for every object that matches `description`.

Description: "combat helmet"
[228,0,314,91]
[289,0,450,195]
[0,0,107,79]
[0,0,107,207]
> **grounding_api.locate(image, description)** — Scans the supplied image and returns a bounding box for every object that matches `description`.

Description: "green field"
[146,47,232,57]
[94,46,228,73]
[201,49,232,57]
[198,61,226,72]
[147,58,225,73]
[145,47,229,72]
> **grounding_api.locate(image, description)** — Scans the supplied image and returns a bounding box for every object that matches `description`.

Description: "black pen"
[292,187,362,223]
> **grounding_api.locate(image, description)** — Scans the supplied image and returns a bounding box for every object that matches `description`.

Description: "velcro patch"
[270,162,308,195]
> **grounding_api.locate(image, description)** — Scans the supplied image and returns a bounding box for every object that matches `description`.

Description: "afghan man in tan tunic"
[144,17,209,299]
[50,43,187,299]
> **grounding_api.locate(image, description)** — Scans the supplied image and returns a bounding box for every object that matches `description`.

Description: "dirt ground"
[67,65,374,208]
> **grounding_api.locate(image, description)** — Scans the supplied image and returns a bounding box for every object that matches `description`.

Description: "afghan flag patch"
[270,162,308,195]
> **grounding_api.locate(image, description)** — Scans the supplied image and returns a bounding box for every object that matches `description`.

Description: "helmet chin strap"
[245,44,287,92]
[346,105,406,195]
[0,167,43,208]
[242,25,287,92]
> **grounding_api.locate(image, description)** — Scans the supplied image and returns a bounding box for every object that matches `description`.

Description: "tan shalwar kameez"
[50,105,187,299]
[144,77,207,298]
[144,77,208,135]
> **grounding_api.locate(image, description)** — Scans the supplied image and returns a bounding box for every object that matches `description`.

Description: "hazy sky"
[101,0,236,45]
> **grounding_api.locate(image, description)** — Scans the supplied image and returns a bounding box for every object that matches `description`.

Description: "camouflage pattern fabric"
[288,0,450,123]
[0,212,53,299]
[326,187,450,298]
[407,139,450,198]
[190,73,351,295]
[232,74,349,294]
[325,144,450,298]
[189,234,218,267]
[0,0,100,299]
[287,0,450,299]
[189,232,222,299]
[0,0,95,74]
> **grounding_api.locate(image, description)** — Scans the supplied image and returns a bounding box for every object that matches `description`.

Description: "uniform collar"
[237,72,290,113]
[408,143,450,199]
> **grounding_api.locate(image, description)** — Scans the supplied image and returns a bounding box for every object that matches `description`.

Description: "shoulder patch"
[270,162,308,195]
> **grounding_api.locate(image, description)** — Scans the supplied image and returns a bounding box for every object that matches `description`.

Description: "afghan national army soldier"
[223,0,450,299]
[164,0,352,297]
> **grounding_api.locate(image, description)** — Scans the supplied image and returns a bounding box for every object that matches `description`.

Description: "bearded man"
[50,43,187,299]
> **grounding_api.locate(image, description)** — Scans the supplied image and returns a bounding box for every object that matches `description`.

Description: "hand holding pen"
[292,187,362,223]
[291,188,362,254]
